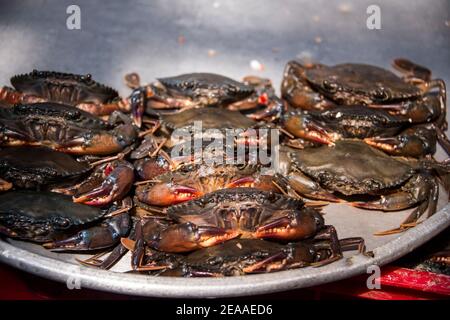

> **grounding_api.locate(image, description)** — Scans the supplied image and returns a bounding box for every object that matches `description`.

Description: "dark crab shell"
[0,102,112,130]
[10,70,119,105]
[174,239,315,276]
[300,106,411,138]
[160,107,257,131]
[157,73,254,106]
[304,63,422,103]
[0,191,105,242]
[0,146,91,189]
[166,188,308,228]
[291,140,415,195]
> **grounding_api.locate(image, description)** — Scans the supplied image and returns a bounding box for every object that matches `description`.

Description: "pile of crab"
[0,57,448,277]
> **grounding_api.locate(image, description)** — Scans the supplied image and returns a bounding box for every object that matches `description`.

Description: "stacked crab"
[280,58,450,235]
[0,57,448,277]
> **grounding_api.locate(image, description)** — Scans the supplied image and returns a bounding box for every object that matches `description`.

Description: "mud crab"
[277,140,449,234]
[283,106,437,157]
[0,190,131,251]
[135,164,277,207]
[0,102,138,155]
[127,236,367,276]
[0,145,135,206]
[0,70,129,116]
[127,188,327,255]
[281,58,449,155]
[126,72,284,127]
[58,160,135,207]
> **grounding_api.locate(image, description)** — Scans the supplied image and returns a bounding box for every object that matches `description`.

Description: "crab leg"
[0,86,22,105]
[351,174,435,212]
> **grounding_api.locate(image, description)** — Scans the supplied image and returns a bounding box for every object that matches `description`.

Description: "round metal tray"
[0,0,449,298]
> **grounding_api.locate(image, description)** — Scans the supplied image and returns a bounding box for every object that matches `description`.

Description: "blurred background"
[0,0,448,97]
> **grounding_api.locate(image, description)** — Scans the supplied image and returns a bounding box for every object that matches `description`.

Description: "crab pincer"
[255,207,325,241]
[73,160,135,206]
[44,210,131,251]
[150,222,240,253]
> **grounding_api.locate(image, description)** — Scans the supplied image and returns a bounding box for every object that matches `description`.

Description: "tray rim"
[0,204,449,298]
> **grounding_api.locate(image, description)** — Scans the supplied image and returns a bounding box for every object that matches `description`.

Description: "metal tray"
[0,0,449,298]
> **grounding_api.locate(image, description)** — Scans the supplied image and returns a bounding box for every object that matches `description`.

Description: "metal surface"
[0,0,449,298]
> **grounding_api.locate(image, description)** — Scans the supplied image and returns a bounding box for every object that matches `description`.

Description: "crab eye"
[322,80,338,93]
[373,88,388,101]
[52,217,71,229]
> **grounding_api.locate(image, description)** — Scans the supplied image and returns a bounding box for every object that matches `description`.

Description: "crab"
[57,160,135,207]
[283,106,437,158]
[0,145,135,206]
[126,188,327,255]
[126,235,367,276]
[126,72,284,127]
[128,107,274,178]
[281,58,449,155]
[0,70,130,117]
[0,190,131,251]
[277,140,449,234]
[135,164,277,207]
[0,102,138,155]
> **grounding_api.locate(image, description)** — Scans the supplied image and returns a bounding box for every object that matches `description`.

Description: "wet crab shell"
[160,107,257,132]
[10,70,119,105]
[174,239,315,276]
[157,73,255,106]
[0,191,105,242]
[166,188,307,227]
[0,102,112,130]
[291,140,415,195]
[304,63,422,103]
[0,146,91,189]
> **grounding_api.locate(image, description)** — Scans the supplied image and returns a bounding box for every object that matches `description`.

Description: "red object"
[0,263,448,300]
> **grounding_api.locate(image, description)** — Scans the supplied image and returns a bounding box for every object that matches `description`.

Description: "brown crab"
[281,58,449,155]
[0,190,131,251]
[135,164,277,207]
[126,235,367,275]
[0,70,130,117]
[283,106,437,158]
[0,102,138,155]
[126,72,284,127]
[277,140,449,234]
[128,188,327,254]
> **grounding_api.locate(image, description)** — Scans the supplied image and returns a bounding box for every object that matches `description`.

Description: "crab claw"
[136,183,203,207]
[284,113,335,145]
[73,162,134,206]
[255,208,324,241]
[152,223,239,253]
[0,178,12,192]
[364,127,436,158]
[43,213,130,251]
